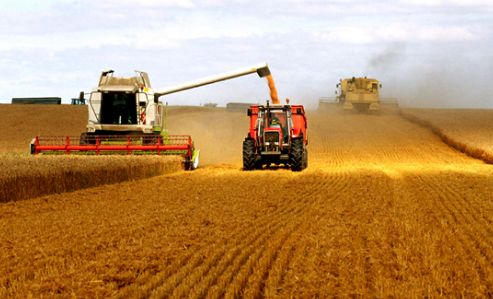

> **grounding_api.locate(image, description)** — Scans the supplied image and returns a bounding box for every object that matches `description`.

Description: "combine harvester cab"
[336,77,381,112]
[31,64,272,170]
[243,101,308,171]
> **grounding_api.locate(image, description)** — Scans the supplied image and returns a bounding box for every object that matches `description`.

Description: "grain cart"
[243,101,308,171]
[336,77,381,112]
[30,63,272,170]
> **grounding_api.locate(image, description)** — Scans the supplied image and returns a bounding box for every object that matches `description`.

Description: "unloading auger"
[30,63,272,170]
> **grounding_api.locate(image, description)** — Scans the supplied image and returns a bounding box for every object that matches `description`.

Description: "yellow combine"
[336,77,381,112]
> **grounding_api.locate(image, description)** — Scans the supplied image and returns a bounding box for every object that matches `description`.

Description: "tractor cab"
[258,107,290,152]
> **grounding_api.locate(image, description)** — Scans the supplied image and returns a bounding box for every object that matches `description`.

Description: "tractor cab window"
[267,111,289,144]
[269,112,287,129]
[101,92,137,125]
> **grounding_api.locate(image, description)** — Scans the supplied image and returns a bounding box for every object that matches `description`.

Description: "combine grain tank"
[336,77,381,112]
[31,63,272,170]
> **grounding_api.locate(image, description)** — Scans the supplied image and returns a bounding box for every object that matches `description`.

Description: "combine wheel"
[290,137,304,171]
[243,138,257,170]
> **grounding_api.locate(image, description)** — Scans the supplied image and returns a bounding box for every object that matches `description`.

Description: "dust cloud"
[166,107,248,166]
[366,43,493,108]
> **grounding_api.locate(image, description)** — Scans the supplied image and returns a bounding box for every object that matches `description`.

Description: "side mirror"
[247,109,252,116]
[379,84,382,88]
[296,108,302,114]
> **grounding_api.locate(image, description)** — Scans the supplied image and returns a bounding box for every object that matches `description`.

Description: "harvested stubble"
[401,108,493,164]
[0,155,182,202]
[2,108,493,297]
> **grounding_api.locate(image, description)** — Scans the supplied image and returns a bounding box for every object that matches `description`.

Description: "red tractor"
[243,101,308,171]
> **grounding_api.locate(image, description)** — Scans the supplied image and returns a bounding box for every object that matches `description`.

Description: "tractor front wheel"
[243,138,257,170]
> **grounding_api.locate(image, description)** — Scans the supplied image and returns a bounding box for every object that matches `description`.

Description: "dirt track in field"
[2,107,493,297]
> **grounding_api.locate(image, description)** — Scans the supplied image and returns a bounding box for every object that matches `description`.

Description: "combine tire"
[290,137,305,171]
[243,138,257,170]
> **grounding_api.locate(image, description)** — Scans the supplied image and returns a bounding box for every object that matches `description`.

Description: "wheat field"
[401,108,493,163]
[0,105,184,202]
[1,105,493,297]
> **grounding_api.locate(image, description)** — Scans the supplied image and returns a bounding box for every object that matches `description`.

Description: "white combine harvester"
[31,63,272,170]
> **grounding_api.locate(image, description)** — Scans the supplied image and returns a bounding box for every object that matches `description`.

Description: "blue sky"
[1,0,492,108]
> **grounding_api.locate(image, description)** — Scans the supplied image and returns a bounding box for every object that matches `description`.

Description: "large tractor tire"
[303,148,308,169]
[290,137,305,171]
[243,138,257,170]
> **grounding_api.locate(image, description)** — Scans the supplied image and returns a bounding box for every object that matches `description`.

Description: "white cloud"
[0,30,180,52]
[0,0,492,107]
[400,0,493,6]
[314,23,482,44]
[99,0,195,8]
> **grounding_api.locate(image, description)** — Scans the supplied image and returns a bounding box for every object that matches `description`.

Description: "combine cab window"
[101,92,137,125]
[372,83,379,92]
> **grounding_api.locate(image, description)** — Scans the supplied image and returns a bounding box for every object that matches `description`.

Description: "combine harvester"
[336,77,382,112]
[31,63,272,169]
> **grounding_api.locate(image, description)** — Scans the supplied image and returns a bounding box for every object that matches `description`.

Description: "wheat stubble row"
[1,109,493,297]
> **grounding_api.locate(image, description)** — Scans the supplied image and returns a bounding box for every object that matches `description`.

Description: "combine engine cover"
[243,101,308,171]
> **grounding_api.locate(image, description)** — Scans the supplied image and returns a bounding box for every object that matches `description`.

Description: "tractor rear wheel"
[303,148,308,169]
[243,138,257,170]
[290,137,305,171]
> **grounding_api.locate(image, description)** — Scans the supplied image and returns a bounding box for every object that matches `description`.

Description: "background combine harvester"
[336,77,382,112]
[31,63,272,169]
